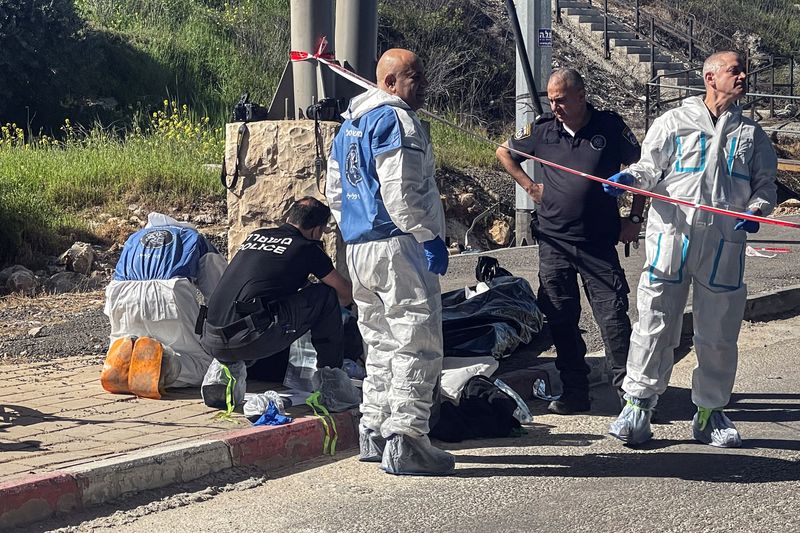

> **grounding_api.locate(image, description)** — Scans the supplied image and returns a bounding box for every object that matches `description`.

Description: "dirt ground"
[0,291,108,364]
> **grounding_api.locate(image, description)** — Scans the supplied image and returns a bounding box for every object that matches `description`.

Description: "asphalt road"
[38,313,800,533]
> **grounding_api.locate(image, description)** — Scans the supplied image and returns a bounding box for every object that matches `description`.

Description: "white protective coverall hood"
[327,87,447,444]
[105,213,227,387]
[329,88,446,243]
[621,96,777,409]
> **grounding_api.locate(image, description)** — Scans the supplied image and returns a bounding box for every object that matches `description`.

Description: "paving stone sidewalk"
[0,357,266,483]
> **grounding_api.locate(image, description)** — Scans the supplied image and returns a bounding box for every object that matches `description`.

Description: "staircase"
[558,0,704,90]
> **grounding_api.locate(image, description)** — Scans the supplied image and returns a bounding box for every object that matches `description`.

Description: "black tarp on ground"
[441,276,543,359]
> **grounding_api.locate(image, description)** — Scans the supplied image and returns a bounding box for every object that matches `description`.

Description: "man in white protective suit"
[326,48,455,476]
[101,213,227,399]
[603,51,777,447]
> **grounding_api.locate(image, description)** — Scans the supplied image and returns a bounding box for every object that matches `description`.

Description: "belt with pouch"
[198,297,279,343]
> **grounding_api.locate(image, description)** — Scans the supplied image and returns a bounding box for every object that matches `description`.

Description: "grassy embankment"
[0,0,504,267]
[0,107,496,264]
[0,102,223,266]
[1,0,291,266]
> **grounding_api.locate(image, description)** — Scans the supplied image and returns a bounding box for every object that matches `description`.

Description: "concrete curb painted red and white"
[0,410,360,529]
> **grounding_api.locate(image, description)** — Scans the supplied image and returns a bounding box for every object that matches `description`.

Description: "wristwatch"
[628,213,644,224]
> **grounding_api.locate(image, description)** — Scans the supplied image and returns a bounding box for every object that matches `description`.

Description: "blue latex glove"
[603,172,635,197]
[423,236,449,275]
[734,210,760,233]
[253,401,293,426]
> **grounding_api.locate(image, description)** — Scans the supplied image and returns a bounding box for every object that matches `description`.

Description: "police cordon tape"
[291,50,800,230]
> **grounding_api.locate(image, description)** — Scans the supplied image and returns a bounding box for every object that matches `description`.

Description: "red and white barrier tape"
[298,51,800,230]
[290,37,336,62]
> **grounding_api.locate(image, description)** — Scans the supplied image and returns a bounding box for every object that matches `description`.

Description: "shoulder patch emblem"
[623,127,639,147]
[590,134,607,151]
[513,124,532,140]
[139,229,173,249]
[345,143,362,187]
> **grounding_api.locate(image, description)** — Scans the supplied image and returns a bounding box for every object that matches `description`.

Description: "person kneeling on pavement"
[198,197,353,410]
[101,213,227,399]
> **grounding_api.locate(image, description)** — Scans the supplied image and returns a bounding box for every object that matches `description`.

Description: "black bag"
[232,92,268,122]
[475,256,513,282]
[441,276,543,358]
[430,375,521,443]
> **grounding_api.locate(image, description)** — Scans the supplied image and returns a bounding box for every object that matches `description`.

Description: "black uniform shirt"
[206,224,334,325]
[508,106,641,245]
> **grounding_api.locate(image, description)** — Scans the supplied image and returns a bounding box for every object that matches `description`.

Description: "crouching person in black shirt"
[199,197,353,407]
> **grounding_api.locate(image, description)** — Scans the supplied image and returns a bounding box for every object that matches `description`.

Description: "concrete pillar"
[335,0,377,102]
[290,0,335,119]
[514,0,552,246]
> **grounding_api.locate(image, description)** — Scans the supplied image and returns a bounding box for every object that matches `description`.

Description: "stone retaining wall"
[223,120,346,271]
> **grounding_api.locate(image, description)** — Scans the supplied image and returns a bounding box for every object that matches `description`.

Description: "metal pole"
[791,57,795,97]
[645,83,650,131]
[290,0,334,119]
[685,70,689,99]
[335,0,377,102]
[555,0,561,23]
[650,18,656,80]
[511,0,551,246]
[688,18,694,63]
[603,0,609,60]
[505,0,544,117]
[771,60,776,118]
[635,0,640,37]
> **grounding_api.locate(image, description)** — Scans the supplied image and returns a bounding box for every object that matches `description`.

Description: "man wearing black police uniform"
[200,197,352,381]
[496,68,644,414]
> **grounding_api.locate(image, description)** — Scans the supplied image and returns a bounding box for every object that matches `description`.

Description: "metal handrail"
[684,12,735,50]
[645,72,800,130]
[741,92,800,102]
[646,82,800,102]
[635,0,736,52]
[555,0,798,131]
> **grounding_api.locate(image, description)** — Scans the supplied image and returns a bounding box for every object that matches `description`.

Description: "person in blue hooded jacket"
[101,213,226,399]
[326,48,454,476]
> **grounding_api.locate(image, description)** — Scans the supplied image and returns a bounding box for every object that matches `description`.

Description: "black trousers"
[202,283,343,369]
[536,233,631,399]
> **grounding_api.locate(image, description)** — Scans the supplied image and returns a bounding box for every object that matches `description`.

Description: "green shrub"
[666,0,800,56]
[379,0,515,124]
[0,177,78,267]
[429,117,498,169]
[0,104,223,266]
